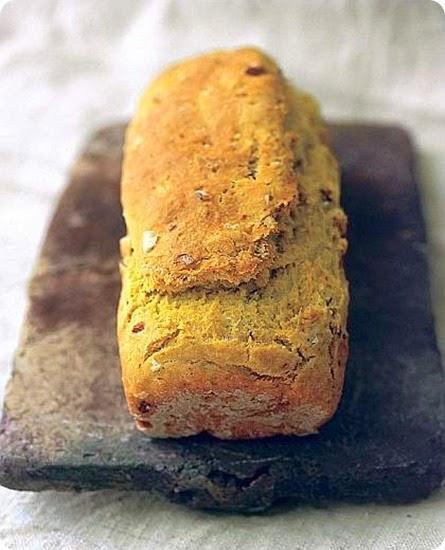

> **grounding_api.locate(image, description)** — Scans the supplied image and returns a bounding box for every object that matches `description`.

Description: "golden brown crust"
[127,334,348,439]
[118,47,349,439]
[122,48,302,293]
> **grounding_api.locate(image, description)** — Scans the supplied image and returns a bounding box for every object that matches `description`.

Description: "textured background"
[0,0,444,548]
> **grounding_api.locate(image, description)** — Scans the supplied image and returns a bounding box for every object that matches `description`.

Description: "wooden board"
[0,124,443,511]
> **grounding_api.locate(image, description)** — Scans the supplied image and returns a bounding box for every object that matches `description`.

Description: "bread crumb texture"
[118,48,349,438]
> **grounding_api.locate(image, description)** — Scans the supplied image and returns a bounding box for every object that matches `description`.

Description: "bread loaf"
[118,48,349,439]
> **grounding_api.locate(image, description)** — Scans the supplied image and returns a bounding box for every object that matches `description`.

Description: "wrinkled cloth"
[0,0,444,548]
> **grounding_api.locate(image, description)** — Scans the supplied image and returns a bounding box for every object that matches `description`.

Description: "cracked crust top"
[122,48,307,293]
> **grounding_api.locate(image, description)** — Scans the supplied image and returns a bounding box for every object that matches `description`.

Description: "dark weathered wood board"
[0,124,443,511]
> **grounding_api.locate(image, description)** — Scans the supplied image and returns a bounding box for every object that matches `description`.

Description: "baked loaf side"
[118,48,349,439]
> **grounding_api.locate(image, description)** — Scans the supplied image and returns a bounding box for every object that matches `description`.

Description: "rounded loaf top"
[121,47,310,294]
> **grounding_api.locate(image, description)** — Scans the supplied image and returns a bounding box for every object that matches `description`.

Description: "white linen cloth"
[0,1,444,548]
